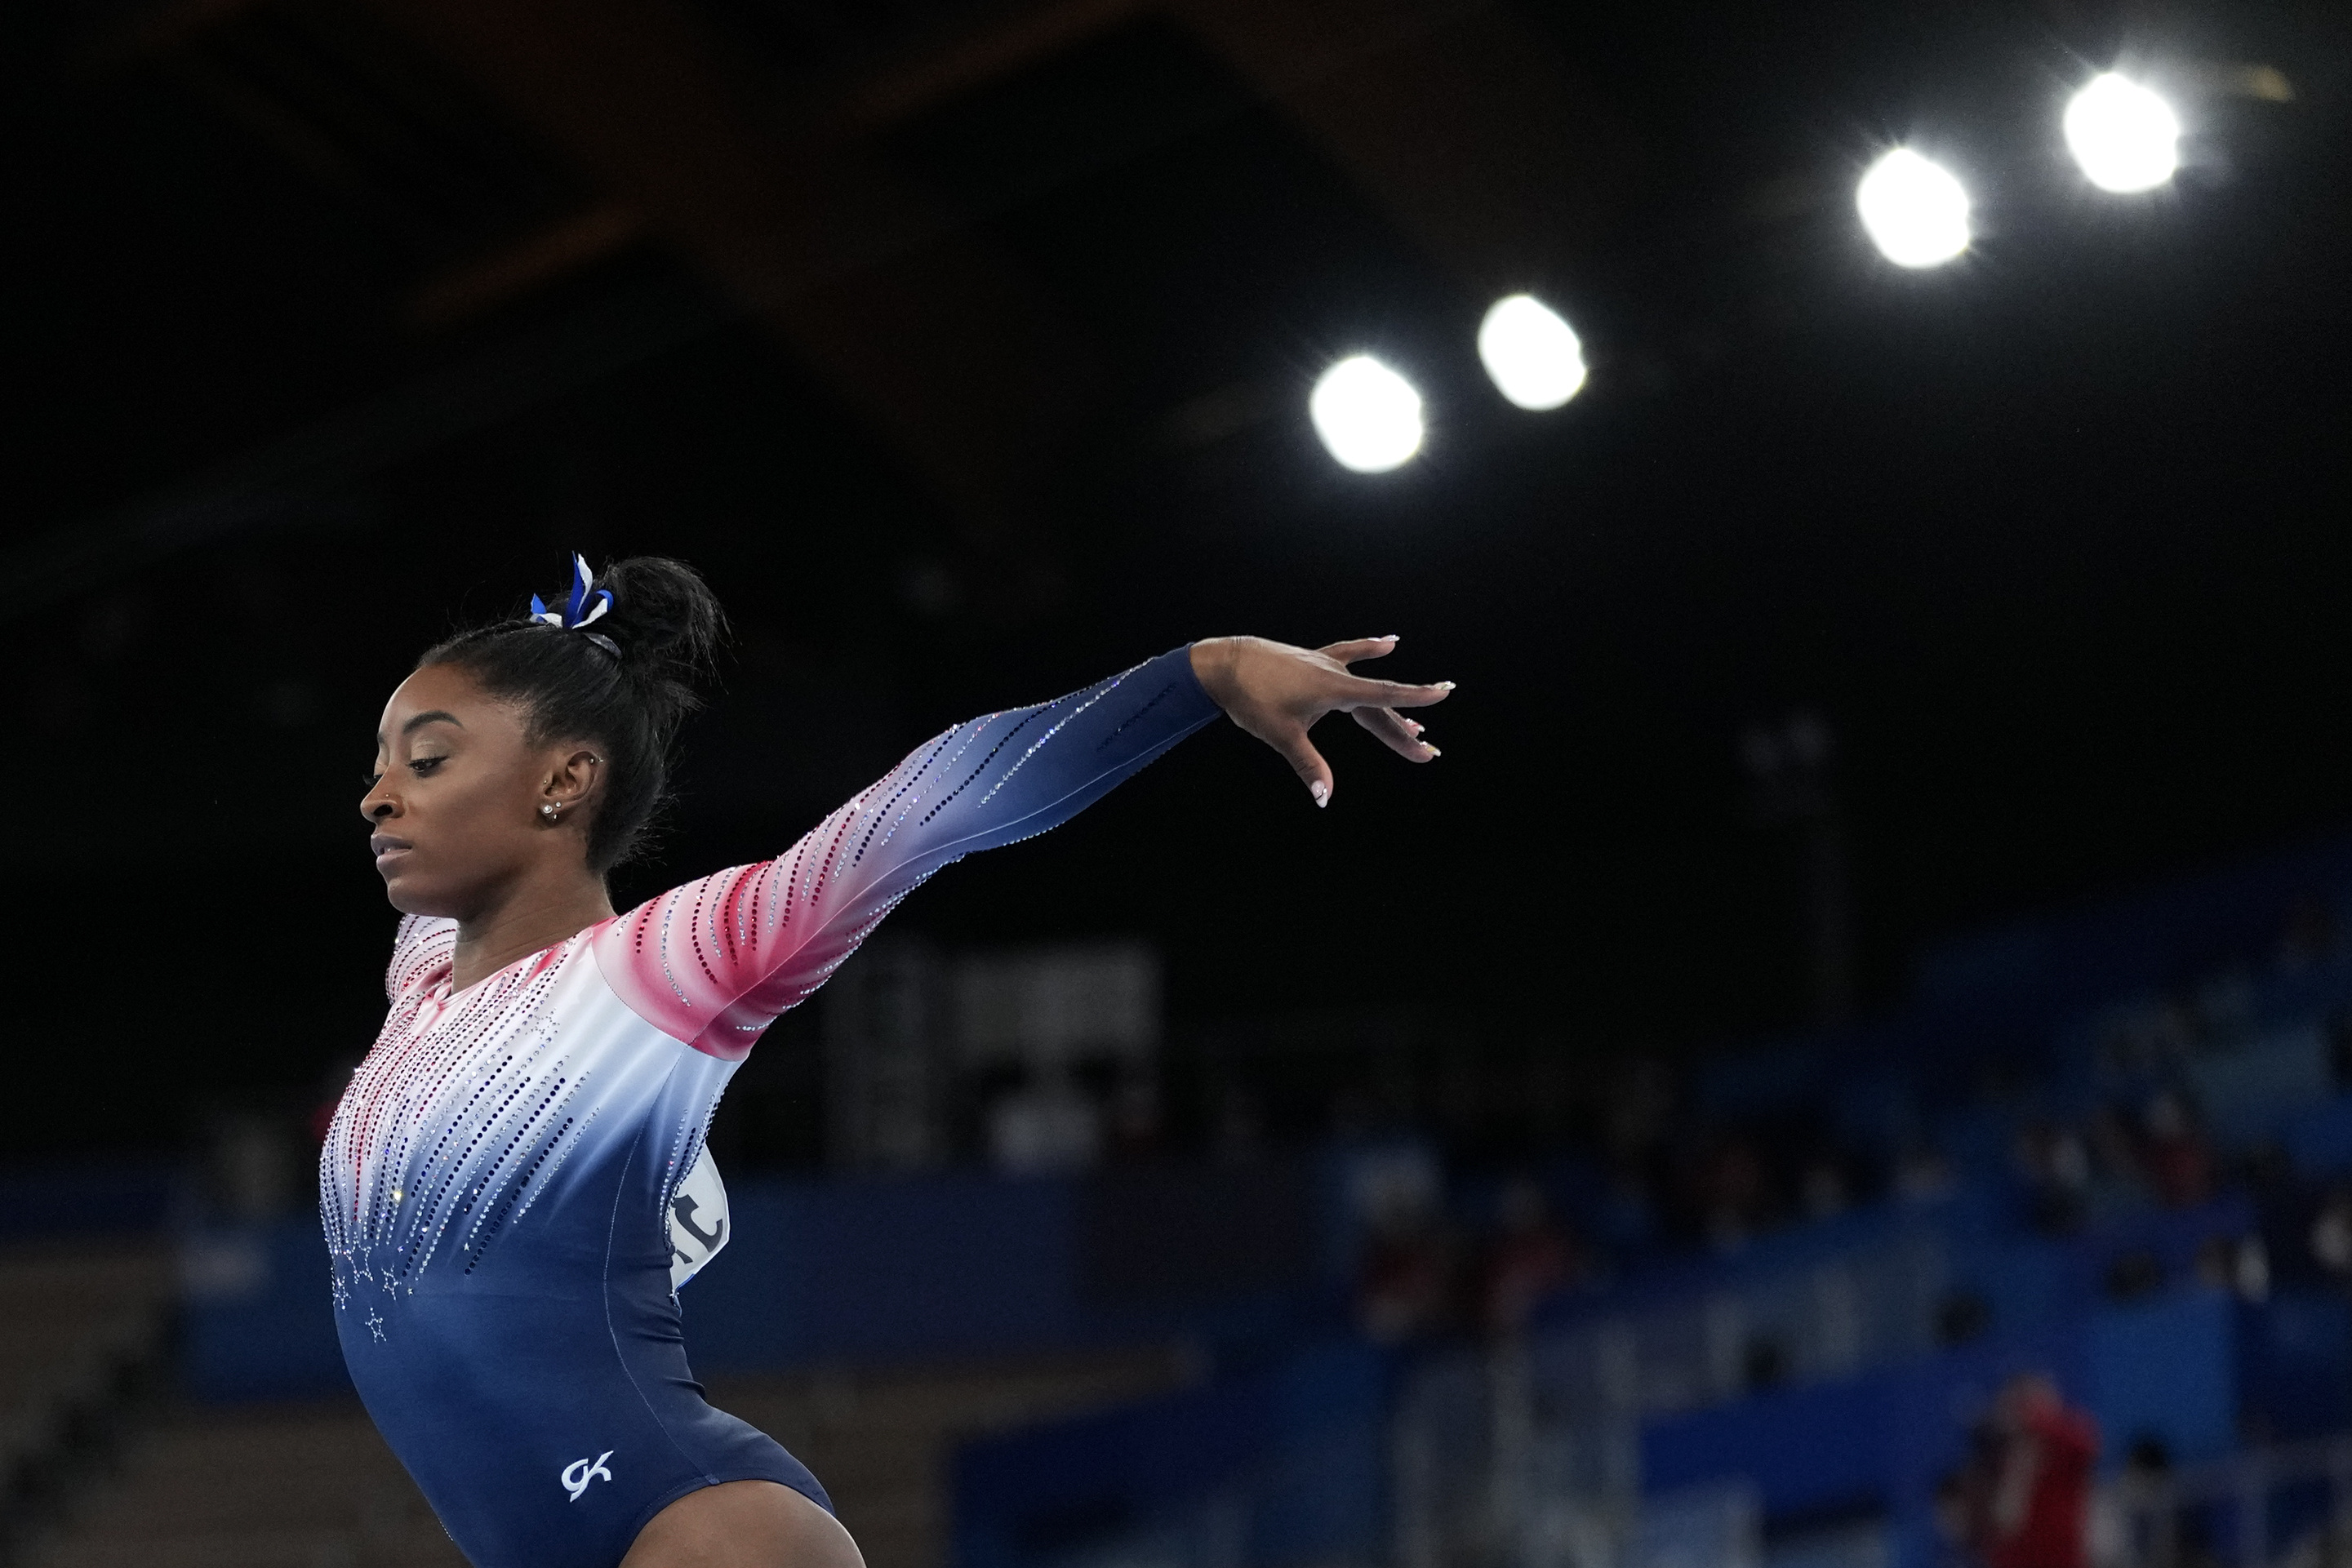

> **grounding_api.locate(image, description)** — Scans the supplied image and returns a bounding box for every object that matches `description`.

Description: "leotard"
[319,646,1220,1568]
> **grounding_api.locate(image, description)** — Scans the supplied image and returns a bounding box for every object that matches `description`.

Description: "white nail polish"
[1309,780,1328,806]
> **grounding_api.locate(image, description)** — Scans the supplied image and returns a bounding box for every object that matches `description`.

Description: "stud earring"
[540,803,560,820]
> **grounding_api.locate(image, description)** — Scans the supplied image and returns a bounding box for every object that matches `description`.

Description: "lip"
[370,834,413,870]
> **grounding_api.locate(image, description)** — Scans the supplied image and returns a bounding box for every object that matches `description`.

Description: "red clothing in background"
[1988,1401,2100,1568]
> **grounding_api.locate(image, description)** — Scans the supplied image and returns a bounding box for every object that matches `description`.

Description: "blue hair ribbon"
[529,553,613,632]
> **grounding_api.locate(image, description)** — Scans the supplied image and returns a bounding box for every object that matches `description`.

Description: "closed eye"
[410,757,445,775]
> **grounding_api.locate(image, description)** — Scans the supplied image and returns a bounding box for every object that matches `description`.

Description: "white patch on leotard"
[667,1144,730,1290]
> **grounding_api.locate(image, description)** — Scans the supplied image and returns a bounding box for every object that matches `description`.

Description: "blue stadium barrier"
[2286,1097,2352,1177]
[952,1339,1389,1568]
[180,1166,1338,1402]
[0,1159,182,1243]
[181,1220,353,1402]
[2238,1289,2352,1441]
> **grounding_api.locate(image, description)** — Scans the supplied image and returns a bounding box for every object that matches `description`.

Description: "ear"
[543,746,604,815]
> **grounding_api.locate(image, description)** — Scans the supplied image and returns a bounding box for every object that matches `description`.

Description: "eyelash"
[361,758,443,788]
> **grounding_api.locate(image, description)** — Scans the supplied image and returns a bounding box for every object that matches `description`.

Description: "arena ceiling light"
[1477,294,1588,411]
[1856,148,1972,268]
[2064,73,2181,193]
[1309,354,1425,473]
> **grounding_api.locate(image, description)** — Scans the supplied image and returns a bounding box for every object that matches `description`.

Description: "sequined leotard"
[320,646,1219,1568]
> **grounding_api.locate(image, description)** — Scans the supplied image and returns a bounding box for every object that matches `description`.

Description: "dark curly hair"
[419,557,726,873]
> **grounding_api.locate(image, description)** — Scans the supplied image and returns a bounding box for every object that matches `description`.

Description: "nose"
[361,782,397,824]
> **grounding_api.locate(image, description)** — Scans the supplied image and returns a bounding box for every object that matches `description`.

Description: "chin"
[381,875,460,920]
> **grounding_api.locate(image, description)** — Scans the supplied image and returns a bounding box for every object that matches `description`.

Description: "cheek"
[420,769,531,850]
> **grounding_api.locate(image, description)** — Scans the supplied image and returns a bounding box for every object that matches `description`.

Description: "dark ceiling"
[4,0,2349,1155]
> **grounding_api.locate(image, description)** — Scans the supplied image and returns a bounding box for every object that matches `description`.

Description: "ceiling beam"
[408,200,646,326]
[357,0,1094,538]
[1171,0,1629,297]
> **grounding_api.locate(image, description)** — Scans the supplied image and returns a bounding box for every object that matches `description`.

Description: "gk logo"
[561,1450,615,1502]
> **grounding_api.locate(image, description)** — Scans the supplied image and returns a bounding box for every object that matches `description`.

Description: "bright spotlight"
[1309,355,1425,473]
[1856,148,1972,269]
[2064,73,2180,193]
[1477,294,1588,411]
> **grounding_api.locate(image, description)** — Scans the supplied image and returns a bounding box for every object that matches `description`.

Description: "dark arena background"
[7,0,2352,1564]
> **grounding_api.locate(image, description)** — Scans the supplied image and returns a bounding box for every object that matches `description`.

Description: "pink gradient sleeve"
[591,646,1219,1059]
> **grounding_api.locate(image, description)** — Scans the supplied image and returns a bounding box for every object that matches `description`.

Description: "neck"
[450,871,616,992]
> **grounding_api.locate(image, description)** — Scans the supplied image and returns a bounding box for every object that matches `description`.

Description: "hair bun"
[594,557,727,682]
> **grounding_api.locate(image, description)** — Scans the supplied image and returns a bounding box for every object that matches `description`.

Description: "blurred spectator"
[2017,1122,2092,1235]
[2194,966,2255,1043]
[1984,1375,2100,1568]
[1798,1151,1852,1220]
[1477,1176,1579,1336]
[2192,1233,2270,1301]
[2087,1108,2143,1200]
[1696,1135,1772,1251]
[1596,1159,1660,1254]
[2091,1438,2173,1568]
[1897,1142,1959,1205]
[2097,997,2199,1080]
[2309,1186,2352,1285]
[1936,1468,1982,1568]
[2136,1091,2212,1209]
[2277,893,2337,973]
[1938,1404,2011,1568]
[2258,1180,2352,1290]
[1356,1179,1455,1344]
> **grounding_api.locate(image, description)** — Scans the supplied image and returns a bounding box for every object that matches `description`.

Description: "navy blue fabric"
[336,1126,830,1567]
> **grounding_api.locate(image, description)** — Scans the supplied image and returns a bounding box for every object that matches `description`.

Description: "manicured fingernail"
[1425,745,1442,757]
[1309,780,1329,807]
[1437,681,1456,690]
[1381,634,1401,641]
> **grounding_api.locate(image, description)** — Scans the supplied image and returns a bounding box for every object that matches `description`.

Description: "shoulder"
[386,913,458,1003]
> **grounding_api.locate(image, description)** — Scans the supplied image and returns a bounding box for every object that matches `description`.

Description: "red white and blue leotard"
[320,646,1219,1568]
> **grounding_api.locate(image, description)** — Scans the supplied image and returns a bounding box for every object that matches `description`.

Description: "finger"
[1352,706,1441,762]
[1268,723,1336,808]
[1338,676,1456,711]
[1318,635,1401,666]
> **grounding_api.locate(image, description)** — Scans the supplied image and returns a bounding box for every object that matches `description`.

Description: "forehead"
[376,664,517,743]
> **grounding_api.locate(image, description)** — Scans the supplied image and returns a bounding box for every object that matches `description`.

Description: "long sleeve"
[591,645,1221,1059]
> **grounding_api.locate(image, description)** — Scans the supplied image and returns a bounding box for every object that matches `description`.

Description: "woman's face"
[361,664,580,919]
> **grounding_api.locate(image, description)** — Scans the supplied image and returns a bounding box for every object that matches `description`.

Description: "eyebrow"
[375,710,465,747]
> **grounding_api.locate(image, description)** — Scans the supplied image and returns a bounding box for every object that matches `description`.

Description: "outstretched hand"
[1189,635,1453,808]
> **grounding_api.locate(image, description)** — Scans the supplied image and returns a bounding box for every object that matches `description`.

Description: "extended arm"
[594,637,1451,1056]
